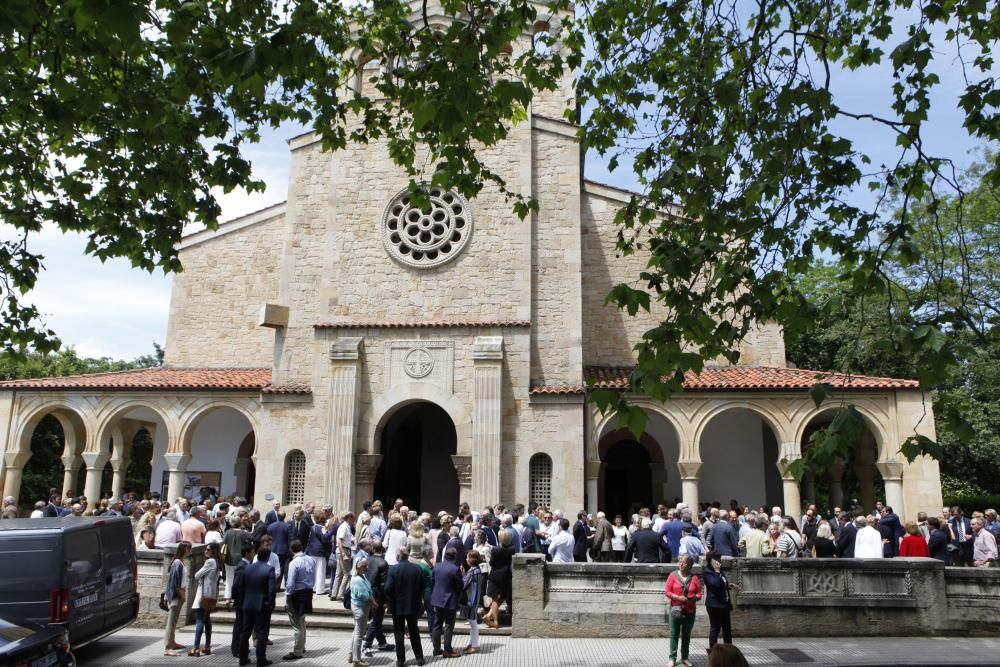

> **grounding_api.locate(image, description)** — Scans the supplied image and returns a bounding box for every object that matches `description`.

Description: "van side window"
[65,531,101,590]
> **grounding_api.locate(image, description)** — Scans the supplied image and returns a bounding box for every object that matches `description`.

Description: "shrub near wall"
[942,494,1000,513]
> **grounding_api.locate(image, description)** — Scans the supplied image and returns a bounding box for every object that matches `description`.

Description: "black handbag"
[159,593,169,611]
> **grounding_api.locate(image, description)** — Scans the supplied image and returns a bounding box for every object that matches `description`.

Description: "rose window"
[382,186,472,268]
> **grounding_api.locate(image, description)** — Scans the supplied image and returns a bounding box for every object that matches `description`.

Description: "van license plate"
[74,593,98,608]
[30,650,58,667]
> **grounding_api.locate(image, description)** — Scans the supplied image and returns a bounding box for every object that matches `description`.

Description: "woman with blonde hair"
[899,520,930,557]
[813,521,837,557]
[407,519,428,560]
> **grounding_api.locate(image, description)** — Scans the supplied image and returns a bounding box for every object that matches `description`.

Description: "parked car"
[0,517,138,648]
[0,614,74,667]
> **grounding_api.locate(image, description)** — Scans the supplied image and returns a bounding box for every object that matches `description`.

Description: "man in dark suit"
[266,512,292,587]
[289,509,311,547]
[250,510,268,548]
[264,501,280,526]
[230,544,256,659]
[712,511,740,557]
[385,546,426,667]
[879,506,904,558]
[624,518,670,563]
[836,512,857,558]
[949,506,974,566]
[237,548,276,667]
[429,547,463,658]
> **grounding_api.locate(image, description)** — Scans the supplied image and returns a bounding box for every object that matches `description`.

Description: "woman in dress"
[163,541,192,657]
[407,519,429,560]
[812,521,837,557]
[189,542,220,656]
[665,553,702,667]
[482,529,514,629]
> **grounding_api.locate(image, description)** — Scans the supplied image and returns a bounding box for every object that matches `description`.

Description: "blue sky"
[11,33,995,361]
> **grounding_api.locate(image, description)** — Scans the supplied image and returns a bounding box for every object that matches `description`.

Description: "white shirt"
[30,510,44,519]
[337,522,355,554]
[548,530,575,563]
[383,529,408,565]
[612,525,630,551]
[854,526,884,558]
[155,519,182,547]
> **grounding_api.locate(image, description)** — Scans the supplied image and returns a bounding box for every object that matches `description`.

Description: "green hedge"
[942,494,1000,514]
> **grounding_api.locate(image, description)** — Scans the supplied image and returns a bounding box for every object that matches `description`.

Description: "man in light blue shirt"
[369,502,387,543]
[284,540,316,660]
[548,519,575,563]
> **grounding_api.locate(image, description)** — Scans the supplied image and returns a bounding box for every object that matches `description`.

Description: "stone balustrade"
[512,553,1000,638]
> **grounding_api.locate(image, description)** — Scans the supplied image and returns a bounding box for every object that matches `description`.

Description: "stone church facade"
[0,5,942,519]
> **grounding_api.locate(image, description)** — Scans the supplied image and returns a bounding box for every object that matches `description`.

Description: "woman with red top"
[665,553,703,667]
[899,520,930,557]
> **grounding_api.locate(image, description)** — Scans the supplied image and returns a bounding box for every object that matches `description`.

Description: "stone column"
[2,451,30,502]
[451,455,473,504]
[355,454,383,508]
[82,452,109,502]
[471,337,503,509]
[876,461,905,517]
[585,461,600,515]
[677,461,701,517]
[777,456,802,517]
[61,455,82,496]
[328,338,364,510]
[164,453,191,503]
[829,459,846,510]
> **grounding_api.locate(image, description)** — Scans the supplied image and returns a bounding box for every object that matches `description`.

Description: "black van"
[0,516,139,648]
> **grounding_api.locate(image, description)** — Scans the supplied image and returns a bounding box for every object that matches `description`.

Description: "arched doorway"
[596,410,680,516]
[699,408,782,510]
[373,401,459,515]
[18,415,67,508]
[800,414,883,514]
[602,440,652,519]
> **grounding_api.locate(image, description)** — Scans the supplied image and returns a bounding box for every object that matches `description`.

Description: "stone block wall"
[165,212,286,368]
[513,554,1000,638]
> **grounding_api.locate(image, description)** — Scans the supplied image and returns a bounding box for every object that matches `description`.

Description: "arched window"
[284,450,306,506]
[529,453,553,509]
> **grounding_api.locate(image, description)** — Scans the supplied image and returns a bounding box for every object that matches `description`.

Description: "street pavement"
[75,626,1000,666]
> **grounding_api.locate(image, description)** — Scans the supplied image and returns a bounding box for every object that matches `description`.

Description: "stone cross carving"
[403,347,434,379]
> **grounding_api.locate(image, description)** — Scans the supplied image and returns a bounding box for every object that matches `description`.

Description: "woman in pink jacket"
[665,554,702,667]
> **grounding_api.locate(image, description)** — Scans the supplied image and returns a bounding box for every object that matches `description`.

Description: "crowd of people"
[4,485,998,667]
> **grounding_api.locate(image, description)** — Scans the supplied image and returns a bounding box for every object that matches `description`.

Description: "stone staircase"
[210,592,511,636]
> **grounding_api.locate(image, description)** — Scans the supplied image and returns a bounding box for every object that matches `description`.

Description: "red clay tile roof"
[0,367,275,392]
[261,382,313,395]
[314,320,530,329]
[581,365,920,392]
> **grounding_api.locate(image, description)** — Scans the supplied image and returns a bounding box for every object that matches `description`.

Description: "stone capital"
[60,454,82,470]
[585,460,602,480]
[875,460,905,480]
[330,337,364,361]
[777,455,802,480]
[451,455,473,487]
[355,454,383,485]
[81,451,110,469]
[472,336,504,361]
[4,450,30,468]
[163,453,192,472]
[677,460,701,479]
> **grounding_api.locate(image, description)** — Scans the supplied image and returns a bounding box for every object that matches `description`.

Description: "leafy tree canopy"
[3,0,998,465]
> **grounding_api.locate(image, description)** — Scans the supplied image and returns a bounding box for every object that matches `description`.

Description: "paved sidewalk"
[75,627,1000,666]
